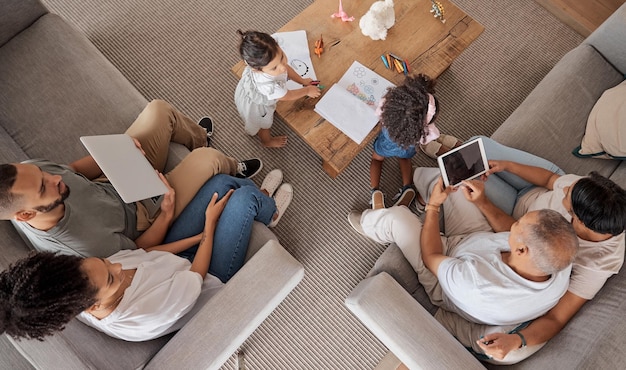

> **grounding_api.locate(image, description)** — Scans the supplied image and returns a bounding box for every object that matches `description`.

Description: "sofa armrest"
[146,240,304,370]
[345,273,485,370]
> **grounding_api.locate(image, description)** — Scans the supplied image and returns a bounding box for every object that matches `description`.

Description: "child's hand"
[302,78,314,85]
[306,85,321,98]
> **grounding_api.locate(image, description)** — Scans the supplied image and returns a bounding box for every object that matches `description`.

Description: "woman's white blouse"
[78,249,223,341]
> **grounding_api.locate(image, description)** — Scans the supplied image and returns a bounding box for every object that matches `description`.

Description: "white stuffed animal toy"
[359,0,395,41]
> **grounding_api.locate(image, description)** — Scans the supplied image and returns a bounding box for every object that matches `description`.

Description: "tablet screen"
[437,138,489,187]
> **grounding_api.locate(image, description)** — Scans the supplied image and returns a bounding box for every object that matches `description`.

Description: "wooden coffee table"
[232,0,483,178]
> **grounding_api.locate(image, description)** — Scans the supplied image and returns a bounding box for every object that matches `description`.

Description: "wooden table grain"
[232,0,484,178]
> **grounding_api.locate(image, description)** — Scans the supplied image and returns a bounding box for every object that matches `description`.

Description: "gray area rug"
[41,0,583,368]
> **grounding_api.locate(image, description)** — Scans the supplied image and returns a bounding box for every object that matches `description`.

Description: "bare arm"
[189,190,233,276]
[69,155,103,180]
[279,65,320,100]
[487,160,560,190]
[286,64,310,85]
[421,177,453,275]
[477,291,588,359]
[280,86,320,101]
[143,233,202,253]
[461,179,516,232]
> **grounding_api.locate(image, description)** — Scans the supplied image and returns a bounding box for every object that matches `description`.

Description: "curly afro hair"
[237,30,280,70]
[0,252,97,341]
[380,74,437,149]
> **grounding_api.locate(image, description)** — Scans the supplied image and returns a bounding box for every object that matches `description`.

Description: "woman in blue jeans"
[165,174,277,282]
[0,173,289,341]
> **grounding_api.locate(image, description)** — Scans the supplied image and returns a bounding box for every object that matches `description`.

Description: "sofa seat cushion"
[0,14,147,165]
[492,44,624,177]
[10,319,170,370]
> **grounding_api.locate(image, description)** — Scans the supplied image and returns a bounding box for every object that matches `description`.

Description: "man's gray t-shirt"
[12,159,140,257]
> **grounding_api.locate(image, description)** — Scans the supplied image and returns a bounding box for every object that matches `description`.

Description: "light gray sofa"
[0,0,304,368]
[346,4,626,369]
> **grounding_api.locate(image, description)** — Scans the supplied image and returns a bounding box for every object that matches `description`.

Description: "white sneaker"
[347,210,385,244]
[261,169,283,197]
[269,183,293,228]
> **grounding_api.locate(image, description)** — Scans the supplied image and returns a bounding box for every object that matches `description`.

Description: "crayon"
[404,59,411,73]
[380,55,390,69]
[394,59,404,73]
[386,54,392,69]
[389,52,403,61]
[402,60,408,75]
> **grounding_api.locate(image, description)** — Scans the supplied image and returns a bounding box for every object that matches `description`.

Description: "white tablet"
[437,137,489,187]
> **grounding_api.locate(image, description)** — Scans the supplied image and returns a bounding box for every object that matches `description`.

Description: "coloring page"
[272,30,317,89]
[315,61,395,144]
[336,61,395,110]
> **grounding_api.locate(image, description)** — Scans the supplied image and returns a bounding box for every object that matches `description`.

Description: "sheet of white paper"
[272,30,317,90]
[314,85,380,144]
[314,61,395,144]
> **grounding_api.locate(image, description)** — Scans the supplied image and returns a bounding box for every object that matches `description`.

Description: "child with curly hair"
[234,30,321,148]
[369,74,461,209]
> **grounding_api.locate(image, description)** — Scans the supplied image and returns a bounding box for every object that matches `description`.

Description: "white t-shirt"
[438,232,571,326]
[78,249,223,341]
[516,174,625,299]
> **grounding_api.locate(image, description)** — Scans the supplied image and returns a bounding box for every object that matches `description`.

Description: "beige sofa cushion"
[574,80,626,159]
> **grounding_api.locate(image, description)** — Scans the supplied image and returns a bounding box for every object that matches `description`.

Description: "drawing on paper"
[290,59,310,77]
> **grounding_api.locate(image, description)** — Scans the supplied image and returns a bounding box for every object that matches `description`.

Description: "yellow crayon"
[394,59,404,73]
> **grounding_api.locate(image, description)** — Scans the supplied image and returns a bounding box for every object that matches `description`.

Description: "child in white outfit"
[234,30,321,148]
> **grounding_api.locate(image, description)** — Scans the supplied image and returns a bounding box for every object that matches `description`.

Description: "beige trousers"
[124,100,238,227]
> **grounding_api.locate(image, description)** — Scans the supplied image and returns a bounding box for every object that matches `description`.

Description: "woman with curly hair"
[369,74,461,210]
[0,173,292,342]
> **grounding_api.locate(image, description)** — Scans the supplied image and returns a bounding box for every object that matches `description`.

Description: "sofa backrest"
[0,0,48,47]
[491,44,624,179]
[586,3,626,75]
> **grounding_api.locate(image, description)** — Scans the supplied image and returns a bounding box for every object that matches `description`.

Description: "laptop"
[80,134,167,215]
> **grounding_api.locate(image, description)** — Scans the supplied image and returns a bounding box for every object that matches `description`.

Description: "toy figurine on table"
[314,35,324,58]
[331,0,354,22]
[430,0,446,23]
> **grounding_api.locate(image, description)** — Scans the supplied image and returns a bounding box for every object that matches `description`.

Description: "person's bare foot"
[262,135,288,148]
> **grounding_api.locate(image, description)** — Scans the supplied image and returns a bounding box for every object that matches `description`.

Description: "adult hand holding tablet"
[437,137,489,187]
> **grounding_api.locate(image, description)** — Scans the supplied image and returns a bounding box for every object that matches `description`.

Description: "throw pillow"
[573,80,626,159]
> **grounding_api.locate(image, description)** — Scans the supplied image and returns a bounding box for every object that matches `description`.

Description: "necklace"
[92,270,135,312]
[94,292,125,312]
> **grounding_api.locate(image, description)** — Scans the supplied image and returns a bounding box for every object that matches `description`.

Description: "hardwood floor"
[535,0,625,36]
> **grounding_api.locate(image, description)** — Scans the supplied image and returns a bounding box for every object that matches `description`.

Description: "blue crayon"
[381,55,390,69]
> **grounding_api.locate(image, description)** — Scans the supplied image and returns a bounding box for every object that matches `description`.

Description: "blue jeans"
[163,174,276,282]
[471,136,565,215]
